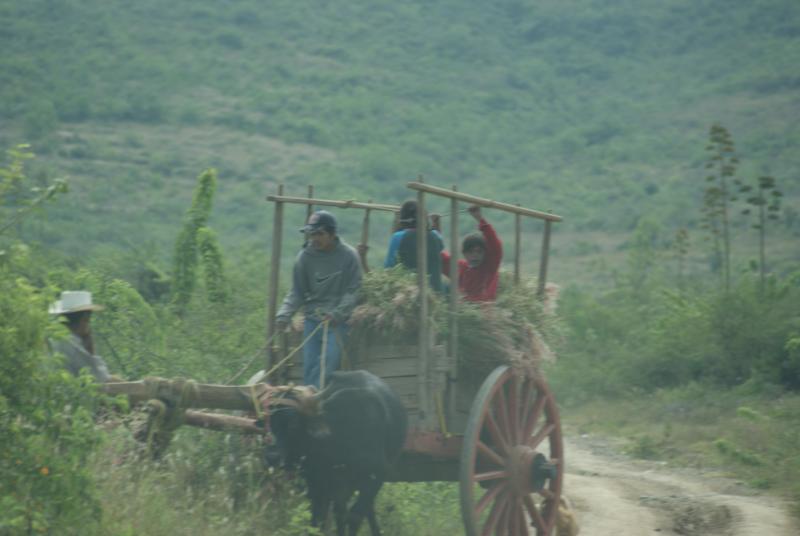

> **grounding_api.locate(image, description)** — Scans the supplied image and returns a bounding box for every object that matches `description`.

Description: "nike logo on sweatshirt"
[316,271,341,284]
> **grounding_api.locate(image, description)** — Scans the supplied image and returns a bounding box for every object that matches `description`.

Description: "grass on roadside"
[88,422,462,535]
[559,382,800,517]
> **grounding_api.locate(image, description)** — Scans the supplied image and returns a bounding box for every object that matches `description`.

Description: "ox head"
[265,385,331,468]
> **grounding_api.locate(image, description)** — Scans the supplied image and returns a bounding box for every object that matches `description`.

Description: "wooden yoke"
[102,379,271,411]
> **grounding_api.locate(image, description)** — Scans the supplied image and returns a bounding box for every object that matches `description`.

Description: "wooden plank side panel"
[280,342,458,432]
[366,345,419,360]
[381,376,419,412]
[362,357,417,377]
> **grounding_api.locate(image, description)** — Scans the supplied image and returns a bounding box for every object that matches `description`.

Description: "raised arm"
[468,205,502,272]
[478,218,502,272]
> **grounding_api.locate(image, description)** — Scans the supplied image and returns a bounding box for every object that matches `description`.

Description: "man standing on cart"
[436,205,503,302]
[276,210,362,388]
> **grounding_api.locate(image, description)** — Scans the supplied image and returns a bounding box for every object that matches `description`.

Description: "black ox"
[266,370,408,536]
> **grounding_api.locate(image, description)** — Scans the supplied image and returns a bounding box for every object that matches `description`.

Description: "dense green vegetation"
[1,0,798,260]
[2,0,799,533]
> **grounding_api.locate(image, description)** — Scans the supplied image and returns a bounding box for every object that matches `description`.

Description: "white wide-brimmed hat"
[49,291,104,315]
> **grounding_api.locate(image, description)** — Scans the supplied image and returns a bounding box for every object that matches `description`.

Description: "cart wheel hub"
[531,452,558,492]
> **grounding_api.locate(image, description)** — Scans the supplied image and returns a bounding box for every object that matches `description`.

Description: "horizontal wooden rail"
[406,182,562,222]
[266,195,399,212]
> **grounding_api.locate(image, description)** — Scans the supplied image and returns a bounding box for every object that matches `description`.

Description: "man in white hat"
[48,291,111,382]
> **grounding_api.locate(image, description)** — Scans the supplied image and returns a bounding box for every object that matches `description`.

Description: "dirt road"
[563,435,797,536]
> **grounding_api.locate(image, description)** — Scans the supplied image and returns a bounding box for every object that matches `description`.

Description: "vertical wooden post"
[306,185,314,220]
[448,186,459,360]
[537,220,552,298]
[266,184,284,374]
[361,202,371,248]
[448,185,460,425]
[416,177,430,426]
[359,203,372,272]
[514,208,521,286]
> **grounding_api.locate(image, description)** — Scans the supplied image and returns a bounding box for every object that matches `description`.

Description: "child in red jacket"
[438,205,503,302]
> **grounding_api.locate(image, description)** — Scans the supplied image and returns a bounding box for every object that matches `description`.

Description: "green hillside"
[1,0,798,268]
[3,2,800,533]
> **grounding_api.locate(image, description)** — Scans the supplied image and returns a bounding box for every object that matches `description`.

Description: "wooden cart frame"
[104,179,565,535]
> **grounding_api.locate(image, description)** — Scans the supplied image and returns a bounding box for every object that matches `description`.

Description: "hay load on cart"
[348,267,559,384]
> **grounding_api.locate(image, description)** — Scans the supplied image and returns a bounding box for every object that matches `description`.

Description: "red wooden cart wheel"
[460,366,563,536]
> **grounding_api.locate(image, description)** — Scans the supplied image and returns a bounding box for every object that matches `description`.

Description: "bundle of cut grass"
[348,266,444,344]
[450,273,559,382]
[348,269,559,380]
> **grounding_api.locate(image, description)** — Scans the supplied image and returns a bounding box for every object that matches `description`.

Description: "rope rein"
[224,330,279,385]
[320,320,329,389]
[261,320,327,380]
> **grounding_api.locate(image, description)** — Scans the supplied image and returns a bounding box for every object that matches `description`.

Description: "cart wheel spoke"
[522,391,546,441]
[508,377,520,445]
[480,489,510,536]
[476,481,507,515]
[509,499,524,536]
[485,405,510,455]
[517,378,534,430]
[494,383,514,446]
[518,501,531,536]
[475,469,509,483]
[523,494,546,531]
[509,500,519,535]
[496,494,512,536]
[477,440,505,467]
[528,423,556,450]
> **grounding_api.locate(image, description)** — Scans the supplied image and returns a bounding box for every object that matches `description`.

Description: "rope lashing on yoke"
[140,378,200,456]
[244,317,336,437]
[141,377,200,411]
[252,383,321,441]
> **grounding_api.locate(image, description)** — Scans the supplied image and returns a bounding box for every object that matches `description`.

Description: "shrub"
[0,264,103,535]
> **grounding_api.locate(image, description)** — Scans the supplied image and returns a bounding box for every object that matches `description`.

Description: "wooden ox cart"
[105,179,565,536]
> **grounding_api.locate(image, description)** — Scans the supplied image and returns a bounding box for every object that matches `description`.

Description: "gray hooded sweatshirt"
[277,238,362,324]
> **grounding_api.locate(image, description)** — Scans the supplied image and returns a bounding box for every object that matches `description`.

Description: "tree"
[0,145,102,534]
[701,124,738,291]
[171,168,227,313]
[738,175,783,295]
